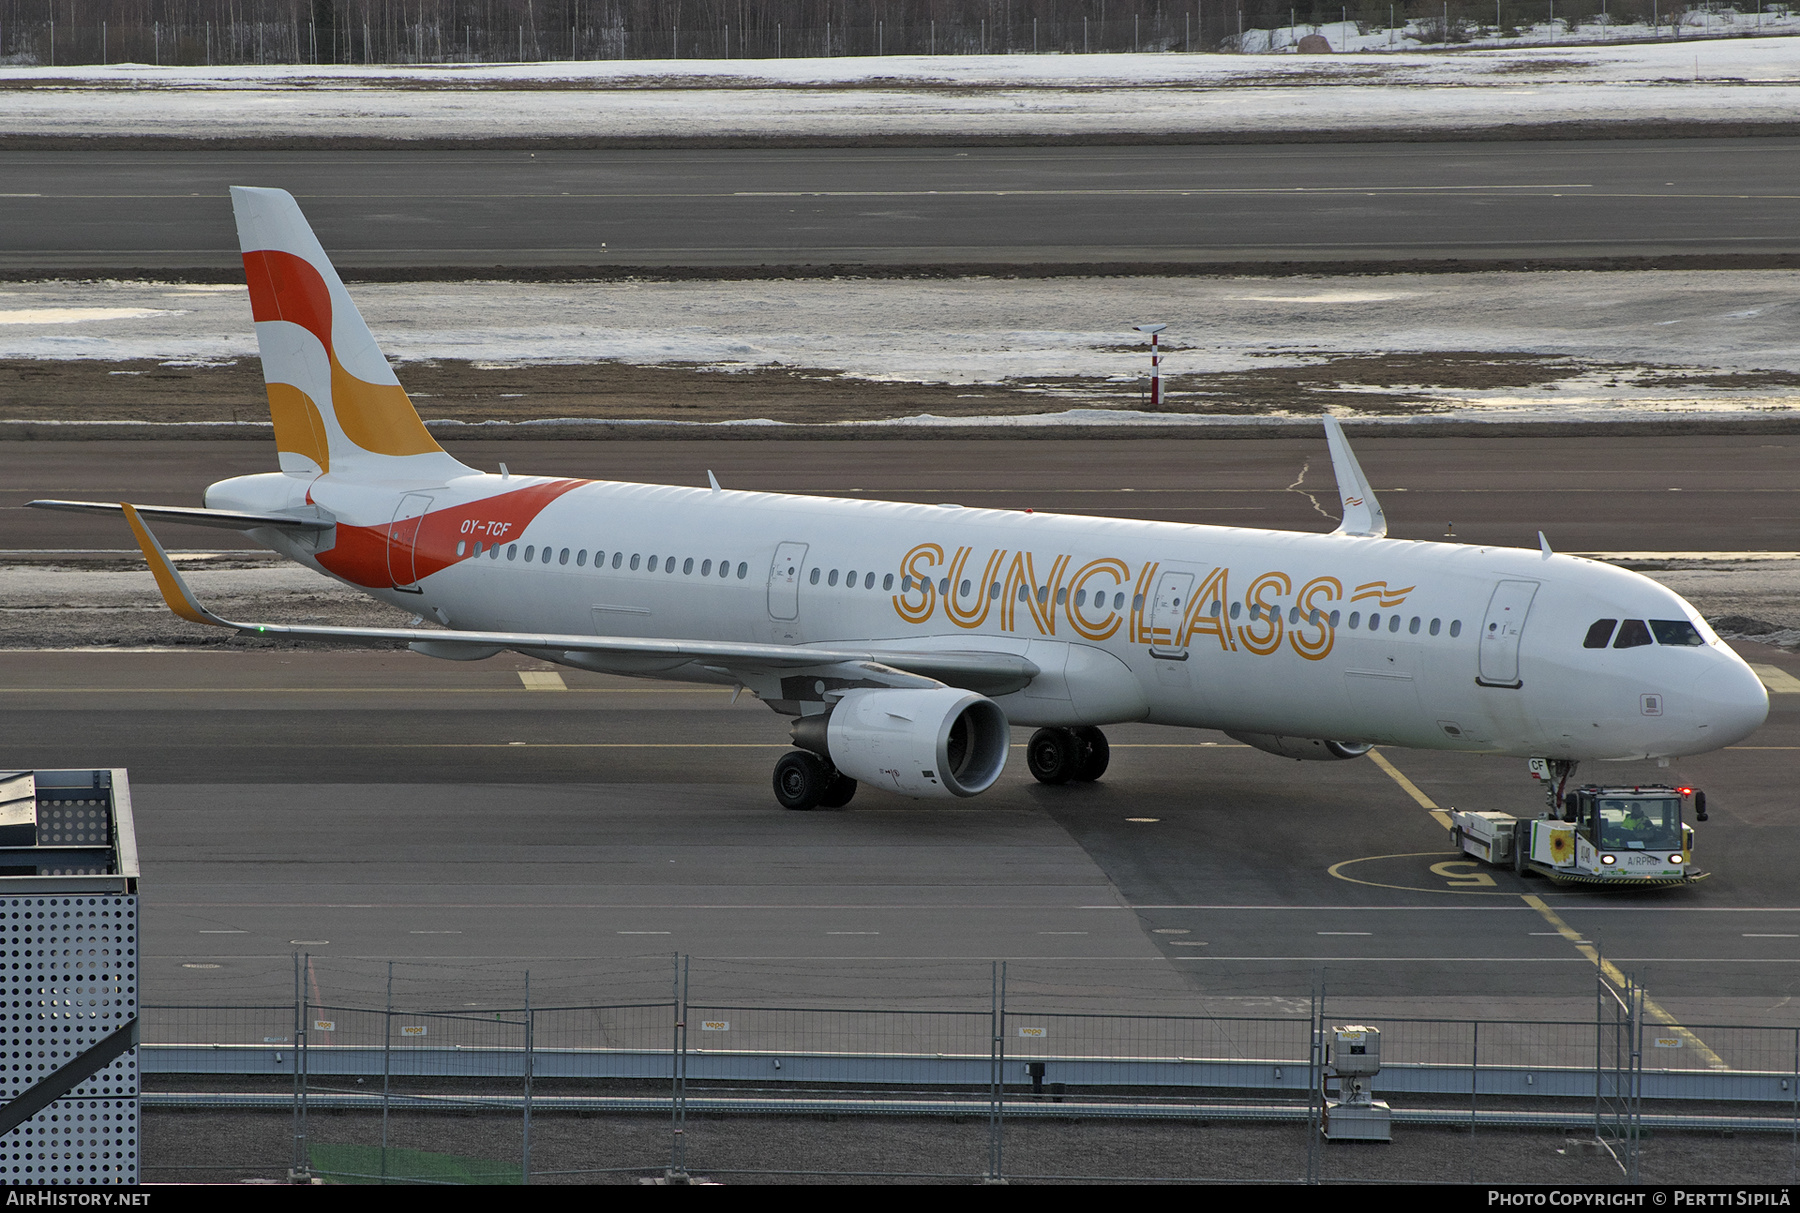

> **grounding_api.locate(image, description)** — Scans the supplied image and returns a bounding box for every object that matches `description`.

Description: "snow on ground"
[4,270,1797,425]
[0,40,1797,139]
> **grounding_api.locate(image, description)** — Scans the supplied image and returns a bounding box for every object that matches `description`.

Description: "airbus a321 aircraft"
[31,188,1770,812]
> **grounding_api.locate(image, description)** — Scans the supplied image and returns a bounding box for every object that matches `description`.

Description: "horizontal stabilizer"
[118,507,1038,693]
[29,500,332,533]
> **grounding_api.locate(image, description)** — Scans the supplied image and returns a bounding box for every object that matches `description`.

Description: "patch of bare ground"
[0,352,1697,428]
[1639,369,1800,390]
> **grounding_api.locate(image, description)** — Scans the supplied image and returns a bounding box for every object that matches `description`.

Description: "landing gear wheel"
[1513,836,1531,877]
[774,750,831,810]
[818,770,858,809]
[1070,726,1110,783]
[1027,728,1080,785]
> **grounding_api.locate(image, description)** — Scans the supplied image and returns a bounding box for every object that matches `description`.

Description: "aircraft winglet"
[121,504,231,628]
[1322,416,1387,539]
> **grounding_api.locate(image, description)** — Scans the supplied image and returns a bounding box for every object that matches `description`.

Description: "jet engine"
[1225,732,1373,761]
[791,687,1010,799]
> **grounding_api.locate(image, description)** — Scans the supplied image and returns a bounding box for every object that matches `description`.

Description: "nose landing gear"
[1026,726,1111,785]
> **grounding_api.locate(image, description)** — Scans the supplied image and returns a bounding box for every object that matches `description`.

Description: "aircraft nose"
[1691,656,1770,748]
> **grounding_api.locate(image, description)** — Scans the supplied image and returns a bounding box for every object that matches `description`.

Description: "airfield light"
[1134,323,1168,409]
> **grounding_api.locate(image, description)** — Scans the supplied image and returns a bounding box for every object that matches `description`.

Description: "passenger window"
[1328,610,1340,627]
[832,570,843,587]
[629,554,640,570]
[559,548,570,565]
[489,545,499,560]
[865,572,876,590]
[939,578,950,595]
[1017,585,1029,602]
[648,556,659,572]
[1409,616,1420,634]
[956,577,967,596]
[737,562,748,579]
[1229,602,1241,620]
[1613,619,1654,649]
[1650,619,1705,647]
[1389,615,1401,633]
[902,575,913,592]
[883,574,894,591]
[719,559,730,577]
[1132,593,1144,611]
[543,547,553,564]
[524,545,535,562]
[1584,619,1618,649]
[612,552,623,569]
[810,568,821,585]
[508,544,518,561]
[684,558,694,575]
[576,550,587,567]
[1450,620,1462,637]
[701,559,712,576]
[1287,606,1299,624]
[1429,618,1440,636]
[1368,613,1380,630]
[456,541,467,557]
[989,581,1001,600]
[847,569,858,586]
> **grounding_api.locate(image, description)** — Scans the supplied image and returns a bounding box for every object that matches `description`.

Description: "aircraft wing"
[29,499,333,534]
[118,505,1039,695]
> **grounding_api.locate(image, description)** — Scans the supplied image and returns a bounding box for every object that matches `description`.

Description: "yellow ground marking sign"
[1520,894,1727,1070]
[517,671,568,691]
[1328,852,1519,896]
[1367,748,1453,830]
[1428,860,1497,888]
[1365,750,1730,1071]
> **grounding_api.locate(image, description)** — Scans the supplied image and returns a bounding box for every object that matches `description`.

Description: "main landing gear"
[1027,726,1110,785]
[773,750,857,811]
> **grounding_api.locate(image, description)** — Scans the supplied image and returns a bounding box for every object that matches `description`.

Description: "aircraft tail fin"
[1322,415,1387,539]
[231,186,470,481]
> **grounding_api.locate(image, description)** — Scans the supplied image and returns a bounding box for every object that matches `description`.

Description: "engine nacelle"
[1225,731,1373,762]
[792,687,1010,799]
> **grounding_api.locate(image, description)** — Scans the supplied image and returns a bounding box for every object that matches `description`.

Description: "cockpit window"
[1593,797,1682,851]
[1650,619,1706,647]
[1612,619,1653,649]
[1583,619,1618,649]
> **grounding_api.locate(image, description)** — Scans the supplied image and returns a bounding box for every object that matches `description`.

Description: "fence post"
[381,961,392,1185]
[1305,980,1325,1185]
[523,970,532,1185]
[1469,1019,1479,1183]
[290,951,307,1182]
[667,954,690,1183]
[297,952,311,1182]
[986,960,1004,1182]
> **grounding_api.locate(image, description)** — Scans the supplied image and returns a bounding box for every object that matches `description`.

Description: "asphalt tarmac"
[4,140,1798,274]
[3,437,1799,1044]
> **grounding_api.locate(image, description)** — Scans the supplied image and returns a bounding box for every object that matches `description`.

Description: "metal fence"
[129,956,1800,1184]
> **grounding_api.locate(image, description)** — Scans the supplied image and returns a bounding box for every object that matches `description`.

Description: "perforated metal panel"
[0,894,139,1184]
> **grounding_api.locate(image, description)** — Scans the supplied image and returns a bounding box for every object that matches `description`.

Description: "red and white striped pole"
[1134,323,1167,408]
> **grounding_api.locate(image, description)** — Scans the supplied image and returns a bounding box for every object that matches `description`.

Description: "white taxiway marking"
[517,670,568,690]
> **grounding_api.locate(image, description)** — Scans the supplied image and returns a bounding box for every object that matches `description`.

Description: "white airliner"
[31,188,1770,811]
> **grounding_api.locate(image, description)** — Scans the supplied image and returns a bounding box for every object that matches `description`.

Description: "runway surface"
[7,435,1800,555]
[4,140,1799,273]
[3,436,1799,1040]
